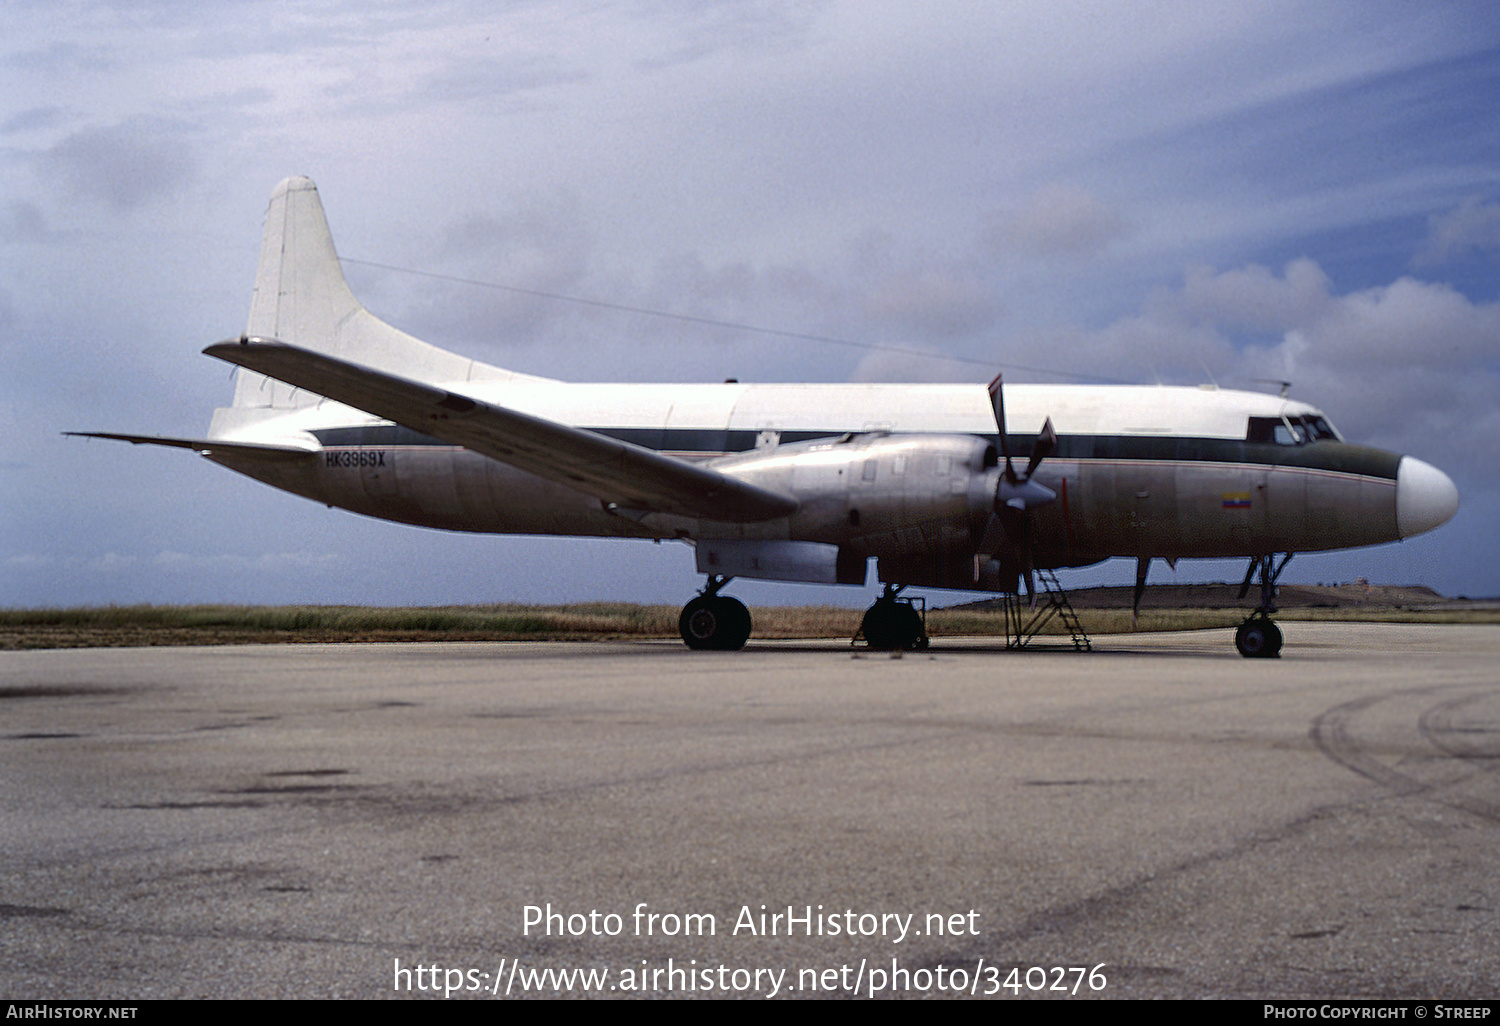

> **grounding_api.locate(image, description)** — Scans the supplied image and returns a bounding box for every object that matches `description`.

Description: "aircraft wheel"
[1235,617,1283,659]
[861,600,926,651]
[716,597,752,649]
[679,595,751,651]
[1264,619,1284,657]
[900,603,929,650]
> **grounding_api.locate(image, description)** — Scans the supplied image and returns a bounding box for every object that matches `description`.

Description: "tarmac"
[3,622,1499,999]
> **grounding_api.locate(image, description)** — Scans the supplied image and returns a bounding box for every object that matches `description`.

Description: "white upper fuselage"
[214,380,1319,451]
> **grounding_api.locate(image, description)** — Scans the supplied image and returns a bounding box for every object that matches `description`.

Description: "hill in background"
[1068,581,1454,610]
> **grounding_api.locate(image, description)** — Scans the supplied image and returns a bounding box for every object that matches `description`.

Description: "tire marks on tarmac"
[1312,685,1500,823]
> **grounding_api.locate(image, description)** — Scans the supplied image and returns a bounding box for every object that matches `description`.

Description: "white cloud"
[94,552,138,570]
[0,201,49,243]
[1414,196,1500,267]
[5,553,53,568]
[1045,259,1500,479]
[37,119,195,210]
[149,550,342,571]
[848,343,978,384]
[858,263,999,340]
[985,184,1132,260]
[1171,259,1334,333]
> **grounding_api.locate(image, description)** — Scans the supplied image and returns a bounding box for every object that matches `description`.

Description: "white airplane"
[72,177,1460,657]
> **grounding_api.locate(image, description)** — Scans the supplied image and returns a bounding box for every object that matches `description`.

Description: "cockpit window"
[1247,417,1283,444]
[1300,415,1341,441]
[1246,415,1343,445]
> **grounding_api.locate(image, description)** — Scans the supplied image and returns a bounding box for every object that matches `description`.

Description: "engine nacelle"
[702,432,1000,585]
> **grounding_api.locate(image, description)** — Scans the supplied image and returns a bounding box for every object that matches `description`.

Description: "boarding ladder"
[1002,568,1092,651]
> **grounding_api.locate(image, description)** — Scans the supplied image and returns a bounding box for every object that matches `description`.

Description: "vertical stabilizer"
[232,177,537,410]
[244,176,360,352]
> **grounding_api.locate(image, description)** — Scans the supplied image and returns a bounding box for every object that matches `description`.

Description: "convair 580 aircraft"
[74,177,1460,657]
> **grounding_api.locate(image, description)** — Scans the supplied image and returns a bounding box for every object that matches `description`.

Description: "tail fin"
[233,176,541,409]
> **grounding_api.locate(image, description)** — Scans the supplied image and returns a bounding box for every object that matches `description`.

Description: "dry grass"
[1,601,1494,650]
[0,604,677,650]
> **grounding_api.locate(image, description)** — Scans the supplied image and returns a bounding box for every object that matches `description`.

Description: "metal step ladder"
[1002,568,1092,651]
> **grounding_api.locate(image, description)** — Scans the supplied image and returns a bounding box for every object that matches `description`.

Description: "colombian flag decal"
[1222,492,1252,509]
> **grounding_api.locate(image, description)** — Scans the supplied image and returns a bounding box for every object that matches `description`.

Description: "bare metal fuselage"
[206,379,1416,592]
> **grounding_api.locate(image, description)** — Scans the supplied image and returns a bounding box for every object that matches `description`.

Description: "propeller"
[986,374,1058,603]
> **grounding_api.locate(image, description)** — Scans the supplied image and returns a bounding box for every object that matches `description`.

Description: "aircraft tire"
[716,596,752,650]
[860,602,897,650]
[679,596,751,651]
[861,600,926,651]
[1235,617,1283,659]
[900,604,929,650]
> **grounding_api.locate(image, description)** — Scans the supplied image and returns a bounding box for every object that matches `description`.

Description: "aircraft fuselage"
[206,379,1440,592]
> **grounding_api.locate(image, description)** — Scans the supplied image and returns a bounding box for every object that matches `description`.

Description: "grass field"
[2,600,1495,650]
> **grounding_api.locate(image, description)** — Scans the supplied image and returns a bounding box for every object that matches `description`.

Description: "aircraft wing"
[202,338,799,523]
[65,432,318,461]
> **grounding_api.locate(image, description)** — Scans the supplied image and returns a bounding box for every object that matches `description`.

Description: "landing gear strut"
[1235,553,1291,659]
[679,575,752,651]
[858,584,929,651]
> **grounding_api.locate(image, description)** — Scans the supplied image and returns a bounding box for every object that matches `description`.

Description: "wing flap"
[202,338,798,523]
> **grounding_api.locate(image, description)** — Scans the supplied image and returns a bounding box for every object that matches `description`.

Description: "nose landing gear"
[678,575,752,651]
[1234,614,1283,658]
[1235,553,1291,658]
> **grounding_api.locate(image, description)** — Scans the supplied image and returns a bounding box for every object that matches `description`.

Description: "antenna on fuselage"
[1196,357,1219,388]
[1251,378,1293,398]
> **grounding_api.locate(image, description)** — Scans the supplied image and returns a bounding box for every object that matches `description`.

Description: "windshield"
[1246,414,1344,445]
[1299,415,1341,441]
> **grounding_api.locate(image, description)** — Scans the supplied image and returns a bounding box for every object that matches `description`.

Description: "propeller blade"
[986,373,1016,477]
[1023,416,1057,480]
[995,504,1027,545]
[985,375,1061,609]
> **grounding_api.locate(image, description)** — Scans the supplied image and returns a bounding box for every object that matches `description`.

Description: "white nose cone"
[1396,456,1459,538]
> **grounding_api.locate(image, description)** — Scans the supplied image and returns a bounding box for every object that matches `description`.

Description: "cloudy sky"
[3,0,1498,610]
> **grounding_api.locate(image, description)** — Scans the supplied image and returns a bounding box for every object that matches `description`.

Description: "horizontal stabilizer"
[65,432,318,461]
[203,339,799,523]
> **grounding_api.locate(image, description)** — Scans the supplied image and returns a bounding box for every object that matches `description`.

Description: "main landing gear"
[1235,553,1291,659]
[678,575,752,651]
[857,584,929,651]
